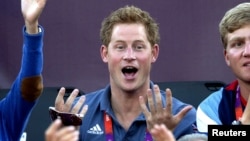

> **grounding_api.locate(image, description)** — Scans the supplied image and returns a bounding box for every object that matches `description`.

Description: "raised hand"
[21,0,47,33]
[55,87,88,119]
[139,85,192,131]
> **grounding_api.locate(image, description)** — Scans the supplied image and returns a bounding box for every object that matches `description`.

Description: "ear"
[151,44,159,63]
[224,49,230,66]
[100,45,108,63]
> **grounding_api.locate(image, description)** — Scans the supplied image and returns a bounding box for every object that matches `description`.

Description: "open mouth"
[122,66,138,78]
[243,63,250,66]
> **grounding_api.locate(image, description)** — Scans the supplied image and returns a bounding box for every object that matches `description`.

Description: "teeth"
[243,63,250,66]
[125,66,133,69]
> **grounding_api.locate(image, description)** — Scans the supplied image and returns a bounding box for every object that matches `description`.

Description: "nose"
[243,42,250,57]
[123,47,136,60]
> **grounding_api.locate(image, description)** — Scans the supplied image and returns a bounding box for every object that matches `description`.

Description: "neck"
[110,89,148,130]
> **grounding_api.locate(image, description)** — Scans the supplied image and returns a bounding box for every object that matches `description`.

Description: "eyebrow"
[228,36,244,44]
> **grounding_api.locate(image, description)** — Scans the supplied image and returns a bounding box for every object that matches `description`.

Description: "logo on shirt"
[87,124,104,135]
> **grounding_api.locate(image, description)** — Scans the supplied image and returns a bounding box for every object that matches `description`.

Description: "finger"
[79,105,88,116]
[165,88,173,114]
[147,88,156,114]
[154,85,163,110]
[150,124,175,141]
[64,89,80,111]
[46,119,61,133]
[57,126,79,141]
[139,96,151,117]
[71,95,86,114]
[45,119,62,140]
[158,124,175,141]
[77,105,88,129]
[173,105,192,123]
[55,87,66,111]
[150,124,160,136]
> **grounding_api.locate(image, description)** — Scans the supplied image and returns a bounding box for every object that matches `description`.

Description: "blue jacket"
[197,80,238,133]
[0,26,44,141]
[78,82,197,140]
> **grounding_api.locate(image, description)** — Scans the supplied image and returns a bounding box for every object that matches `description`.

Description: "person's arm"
[0,0,47,140]
[18,0,47,103]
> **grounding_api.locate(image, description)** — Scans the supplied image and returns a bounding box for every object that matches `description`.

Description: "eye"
[235,42,243,47]
[230,39,245,48]
[134,45,144,50]
[117,45,125,50]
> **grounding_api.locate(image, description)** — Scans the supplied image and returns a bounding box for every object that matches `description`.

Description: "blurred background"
[0,0,245,93]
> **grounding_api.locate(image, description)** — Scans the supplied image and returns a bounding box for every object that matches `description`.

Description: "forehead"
[227,24,250,42]
[111,23,147,39]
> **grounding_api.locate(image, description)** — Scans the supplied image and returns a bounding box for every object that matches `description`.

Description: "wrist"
[25,21,39,34]
[25,26,41,34]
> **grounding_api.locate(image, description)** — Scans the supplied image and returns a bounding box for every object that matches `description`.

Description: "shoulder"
[85,89,105,101]
[84,87,110,106]
[198,87,232,110]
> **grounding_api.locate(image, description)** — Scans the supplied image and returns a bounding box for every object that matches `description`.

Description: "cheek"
[139,56,153,68]
[107,55,121,67]
[225,53,240,67]
[228,49,241,58]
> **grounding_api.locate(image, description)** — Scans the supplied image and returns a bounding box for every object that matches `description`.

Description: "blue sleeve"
[21,25,44,77]
[0,26,44,141]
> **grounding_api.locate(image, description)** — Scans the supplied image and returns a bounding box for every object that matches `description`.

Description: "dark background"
[1,0,245,93]
[1,0,247,140]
